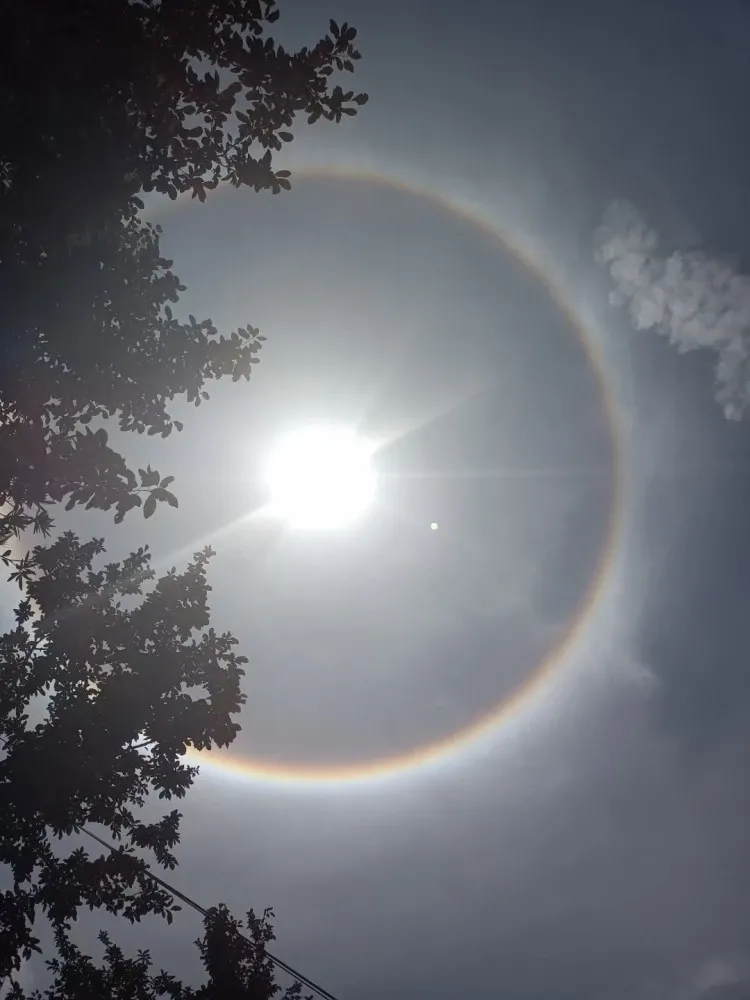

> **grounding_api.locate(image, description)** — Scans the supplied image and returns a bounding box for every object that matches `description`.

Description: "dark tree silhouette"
[0,536,246,977]
[0,0,365,992]
[5,905,310,999]
[1,0,365,539]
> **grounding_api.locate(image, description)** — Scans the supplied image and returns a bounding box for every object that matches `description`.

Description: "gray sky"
[6,1,750,996]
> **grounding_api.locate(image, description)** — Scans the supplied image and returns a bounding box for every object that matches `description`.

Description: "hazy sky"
[7,1,750,997]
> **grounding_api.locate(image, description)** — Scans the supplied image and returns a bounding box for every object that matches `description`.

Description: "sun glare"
[264,426,377,530]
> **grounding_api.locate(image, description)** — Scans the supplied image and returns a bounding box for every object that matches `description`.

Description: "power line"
[80,826,341,1000]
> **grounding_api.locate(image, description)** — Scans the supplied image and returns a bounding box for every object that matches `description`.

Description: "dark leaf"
[143,494,157,519]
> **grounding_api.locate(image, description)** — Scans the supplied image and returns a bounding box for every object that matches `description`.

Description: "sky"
[6,0,750,996]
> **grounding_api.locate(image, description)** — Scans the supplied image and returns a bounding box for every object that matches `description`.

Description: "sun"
[264,426,377,530]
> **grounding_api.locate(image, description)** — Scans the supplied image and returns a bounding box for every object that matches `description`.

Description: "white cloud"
[684,959,750,1000]
[694,956,749,995]
[595,200,750,420]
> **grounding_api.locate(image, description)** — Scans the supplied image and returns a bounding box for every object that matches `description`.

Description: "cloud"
[595,200,750,420]
[695,957,750,998]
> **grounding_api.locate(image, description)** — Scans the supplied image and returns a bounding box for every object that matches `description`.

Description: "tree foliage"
[6,905,311,1000]
[0,0,366,992]
[0,535,247,979]
[1,0,366,532]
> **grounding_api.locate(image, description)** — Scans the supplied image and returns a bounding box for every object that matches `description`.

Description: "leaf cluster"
[0,534,247,977]
[7,905,312,1000]
[1,0,366,535]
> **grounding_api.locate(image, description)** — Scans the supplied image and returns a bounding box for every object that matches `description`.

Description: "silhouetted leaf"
[139,467,160,489]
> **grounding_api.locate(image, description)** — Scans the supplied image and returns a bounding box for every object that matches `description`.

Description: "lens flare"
[265,426,376,530]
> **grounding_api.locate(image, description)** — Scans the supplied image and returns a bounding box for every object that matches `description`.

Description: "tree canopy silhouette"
[0,0,365,991]
[6,905,312,1000]
[2,0,366,536]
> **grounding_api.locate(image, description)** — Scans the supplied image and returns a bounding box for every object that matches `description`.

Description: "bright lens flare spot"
[265,426,377,530]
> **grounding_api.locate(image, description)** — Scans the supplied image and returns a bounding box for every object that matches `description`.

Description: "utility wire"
[80,826,340,1000]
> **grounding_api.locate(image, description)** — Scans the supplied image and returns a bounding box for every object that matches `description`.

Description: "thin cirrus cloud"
[595,200,750,421]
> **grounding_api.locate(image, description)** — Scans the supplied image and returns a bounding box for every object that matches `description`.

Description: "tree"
[6,905,309,1000]
[0,0,366,991]
[2,0,366,536]
[0,535,246,978]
